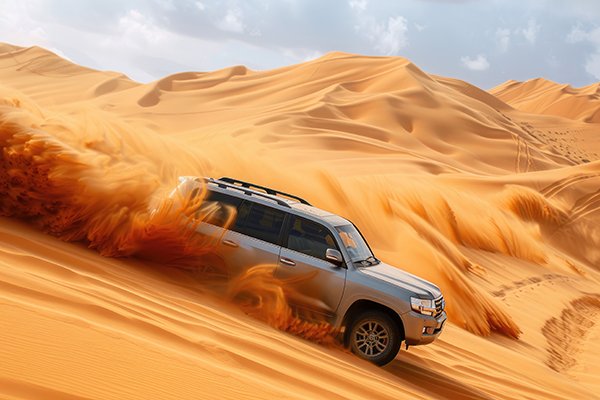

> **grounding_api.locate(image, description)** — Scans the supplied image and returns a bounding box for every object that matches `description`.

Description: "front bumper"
[403,310,447,346]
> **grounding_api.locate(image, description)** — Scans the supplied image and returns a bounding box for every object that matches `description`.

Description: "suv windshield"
[335,224,376,264]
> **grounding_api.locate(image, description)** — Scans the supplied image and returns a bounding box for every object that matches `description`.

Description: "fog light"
[422,327,434,335]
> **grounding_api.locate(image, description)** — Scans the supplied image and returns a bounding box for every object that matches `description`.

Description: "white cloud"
[350,3,408,55]
[248,27,262,37]
[567,25,600,44]
[0,0,598,89]
[495,28,511,52]
[354,16,408,55]
[154,0,175,11]
[217,7,245,33]
[588,27,600,44]
[373,16,408,55]
[519,19,541,44]
[566,25,600,80]
[0,0,51,48]
[585,52,600,79]
[283,48,323,63]
[567,25,587,43]
[28,26,48,42]
[496,20,539,53]
[349,0,367,11]
[117,9,167,47]
[461,54,490,71]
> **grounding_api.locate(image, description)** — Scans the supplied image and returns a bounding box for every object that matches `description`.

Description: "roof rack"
[215,177,312,206]
[204,178,291,208]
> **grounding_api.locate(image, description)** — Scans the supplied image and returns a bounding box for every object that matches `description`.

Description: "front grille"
[434,296,444,316]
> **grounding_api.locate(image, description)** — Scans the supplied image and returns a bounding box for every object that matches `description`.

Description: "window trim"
[278,213,294,247]
[335,222,376,263]
[231,200,287,246]
[282,215,342,262]
[200,189,244,228]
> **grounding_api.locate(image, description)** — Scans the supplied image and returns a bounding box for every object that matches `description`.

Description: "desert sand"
[491,78,600,124]
[0,44,599,399]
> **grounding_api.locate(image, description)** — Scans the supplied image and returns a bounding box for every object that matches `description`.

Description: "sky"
[2,0,600,88]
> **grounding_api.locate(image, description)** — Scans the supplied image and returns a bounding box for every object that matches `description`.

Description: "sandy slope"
[491,78,600,123]
[0,44,137,107]
[1,44,599,399]
[0,217,432,400]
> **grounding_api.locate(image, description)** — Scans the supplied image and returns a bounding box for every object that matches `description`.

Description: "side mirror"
[325,248,344,266]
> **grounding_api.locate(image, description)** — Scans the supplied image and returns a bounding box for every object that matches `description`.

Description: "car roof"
[202,177,351,227]
[289,203,350,226]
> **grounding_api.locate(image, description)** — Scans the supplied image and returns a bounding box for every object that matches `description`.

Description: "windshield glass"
[335,224,374,263]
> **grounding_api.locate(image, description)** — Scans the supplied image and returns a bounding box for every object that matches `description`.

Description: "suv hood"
[358,261,442,299]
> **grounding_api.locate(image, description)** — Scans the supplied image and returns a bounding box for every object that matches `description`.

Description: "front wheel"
[348,311,402,366]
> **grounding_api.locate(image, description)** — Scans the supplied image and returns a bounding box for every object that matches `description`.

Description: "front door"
[275,215,347,318]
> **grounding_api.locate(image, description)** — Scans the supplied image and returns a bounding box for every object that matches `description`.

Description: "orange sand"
[0,44,599,399]
[491,78,600,124]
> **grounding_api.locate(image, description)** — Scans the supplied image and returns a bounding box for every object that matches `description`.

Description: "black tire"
[348,310,402,366]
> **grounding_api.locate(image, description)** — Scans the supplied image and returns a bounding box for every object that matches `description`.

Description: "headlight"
[410,297,436,316]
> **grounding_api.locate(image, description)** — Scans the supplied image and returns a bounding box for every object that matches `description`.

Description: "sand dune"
[0,45,138,106]
[1,44,599,399]
[491,78,600,123]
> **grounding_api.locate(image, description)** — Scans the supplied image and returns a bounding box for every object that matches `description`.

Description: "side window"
[234,202,285,245]
[199,190,242,228]
[285,216,338,261]
[231,201,251,232]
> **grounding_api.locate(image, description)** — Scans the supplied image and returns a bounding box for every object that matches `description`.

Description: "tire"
[348,310,402,366]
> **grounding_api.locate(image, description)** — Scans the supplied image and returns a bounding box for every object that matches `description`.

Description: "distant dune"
[491,78,600,123]
[1,43,599,399]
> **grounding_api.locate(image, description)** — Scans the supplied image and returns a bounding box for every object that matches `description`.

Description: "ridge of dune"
[95,52,596,175]
[432,74,513,112]
[0,42,139,105]
[490,77,600,123]
[138,66,249,107]
[0,43,23,54]
[1,43,600,399]
[0,44,95,76]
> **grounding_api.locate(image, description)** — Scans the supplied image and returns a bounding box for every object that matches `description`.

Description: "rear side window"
[199,190,242,228]
[285,216,338,261]
[234,202,285,245]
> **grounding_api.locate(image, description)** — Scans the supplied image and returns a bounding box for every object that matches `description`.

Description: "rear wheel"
[348,310,401,366]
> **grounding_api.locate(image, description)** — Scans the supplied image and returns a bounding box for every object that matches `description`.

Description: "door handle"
[280,257,296,266]
[222,239,238,247]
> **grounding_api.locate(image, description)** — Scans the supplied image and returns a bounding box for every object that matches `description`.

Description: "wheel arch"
[342,299,405,346]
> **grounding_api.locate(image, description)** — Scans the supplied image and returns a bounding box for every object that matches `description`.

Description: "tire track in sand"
[511,133,533,174]
[541,173,600,198]
[568,188,600,225]
[542,295,600,373]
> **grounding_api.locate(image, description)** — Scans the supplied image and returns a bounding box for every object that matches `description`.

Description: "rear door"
[218,200,286,277]
[275,215,347,318]
[194,192,286,278]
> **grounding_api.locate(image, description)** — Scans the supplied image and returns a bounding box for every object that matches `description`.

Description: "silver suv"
[173,176,447,366]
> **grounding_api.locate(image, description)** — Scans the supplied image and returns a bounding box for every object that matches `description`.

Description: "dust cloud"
[0,96,338,343]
